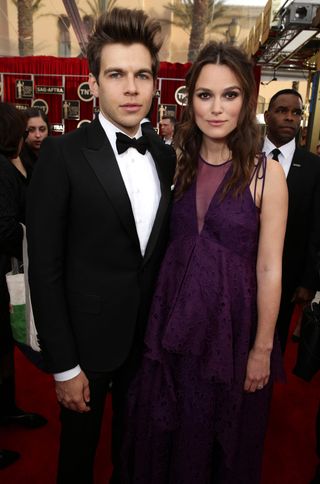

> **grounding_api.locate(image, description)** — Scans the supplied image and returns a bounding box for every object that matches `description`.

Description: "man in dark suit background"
[27,8,175,484]
[159,114,177,145]
[263,88,320,353]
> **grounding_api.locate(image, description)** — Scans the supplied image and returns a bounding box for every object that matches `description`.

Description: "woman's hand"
[244,347,271,392]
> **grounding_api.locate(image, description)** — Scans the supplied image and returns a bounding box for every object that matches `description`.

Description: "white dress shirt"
[263,136,296,178]
[54,114,161,382]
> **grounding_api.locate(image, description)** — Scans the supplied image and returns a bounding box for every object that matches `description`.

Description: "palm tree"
[80,0,117,35]
[81,0,117,17]
[164,0,235,61]
[13,0,43,56]
[188,0,209,62]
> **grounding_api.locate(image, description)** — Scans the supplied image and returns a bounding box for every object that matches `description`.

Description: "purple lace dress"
[121,156,283,484]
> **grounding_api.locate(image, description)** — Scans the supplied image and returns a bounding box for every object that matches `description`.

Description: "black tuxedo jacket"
[282,147,320,295]
[27,118,176,374]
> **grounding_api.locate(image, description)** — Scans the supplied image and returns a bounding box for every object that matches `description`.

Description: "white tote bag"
[6,224,40,352]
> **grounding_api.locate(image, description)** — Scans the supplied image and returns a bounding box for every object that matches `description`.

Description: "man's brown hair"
[86,8,163,81]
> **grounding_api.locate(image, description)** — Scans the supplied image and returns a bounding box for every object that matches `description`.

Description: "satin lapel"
[142,123,175,266]
[287,148,304,194]
[82,119,140,249]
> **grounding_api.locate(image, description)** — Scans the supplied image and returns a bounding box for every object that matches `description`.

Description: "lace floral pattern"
[121,157,283,483]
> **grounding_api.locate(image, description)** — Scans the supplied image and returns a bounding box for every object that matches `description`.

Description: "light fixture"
[257,27,318,67]
[227,18,241,45]
[280,29,317,53]
[284,2,320,28]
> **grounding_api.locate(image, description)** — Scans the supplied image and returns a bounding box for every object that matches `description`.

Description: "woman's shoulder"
[262,156,288,205]
[249,153,286,209]
[265,156,286,180]
[252,152,284,179]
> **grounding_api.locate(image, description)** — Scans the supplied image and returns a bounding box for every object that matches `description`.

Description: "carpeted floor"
[0,309,319,484]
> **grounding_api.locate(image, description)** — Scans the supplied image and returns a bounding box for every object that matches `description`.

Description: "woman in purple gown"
[121,42,288,483]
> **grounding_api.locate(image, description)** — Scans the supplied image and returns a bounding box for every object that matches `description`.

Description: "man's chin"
[277,136,295,146]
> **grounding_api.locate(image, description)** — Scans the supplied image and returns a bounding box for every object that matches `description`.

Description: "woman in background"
[122,42,288,483]
[20,108,49,178]
[0,103,46,468]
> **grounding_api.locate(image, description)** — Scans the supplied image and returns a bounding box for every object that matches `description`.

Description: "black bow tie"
[116,132,148,155]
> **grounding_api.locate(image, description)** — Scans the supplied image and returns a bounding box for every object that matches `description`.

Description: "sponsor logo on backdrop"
[35,86,64,95]
[77,82,94,102]
[14,104,29,111]
[51,123,65,133]
[158,104,177,124]
[32,98,49,114]
[62,100,80,120]
[77,119,91,128]
[175,85,188,106]
[16,79,33,99]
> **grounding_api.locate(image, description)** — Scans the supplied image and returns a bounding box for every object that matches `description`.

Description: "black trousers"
[56,338,143,484]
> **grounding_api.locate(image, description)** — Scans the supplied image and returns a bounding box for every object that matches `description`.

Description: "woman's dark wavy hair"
[0,102,26,159]
[25,107,50,132]
[174,41,261,199]
[87,8,163,81]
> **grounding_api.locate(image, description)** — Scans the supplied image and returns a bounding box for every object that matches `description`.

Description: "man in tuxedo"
[159,115,176,145]
[27,8,176,484]
[263,88,320,353]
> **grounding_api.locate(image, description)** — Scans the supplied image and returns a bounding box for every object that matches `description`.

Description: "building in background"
[0,0,263,61]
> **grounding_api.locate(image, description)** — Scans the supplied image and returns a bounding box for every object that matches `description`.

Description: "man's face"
[89,43,156,136]
[264,93,303,147]
[160,118,174,139]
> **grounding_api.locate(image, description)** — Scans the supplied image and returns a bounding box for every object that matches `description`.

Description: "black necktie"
[271,148,281,161]
[116,132,148,155]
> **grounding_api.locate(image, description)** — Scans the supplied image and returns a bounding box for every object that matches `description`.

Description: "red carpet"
[0,309,319,483]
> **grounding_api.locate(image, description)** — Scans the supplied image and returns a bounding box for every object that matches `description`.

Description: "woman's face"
[25,116,48,151]
[193,63,243,143]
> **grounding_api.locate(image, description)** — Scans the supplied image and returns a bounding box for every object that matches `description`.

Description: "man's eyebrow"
[275,105,302,111]
[136,68,153,75]
[103,67,124,74]
[103,67,153,75]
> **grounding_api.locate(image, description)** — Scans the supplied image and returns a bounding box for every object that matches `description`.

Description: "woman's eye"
[225,91,239,99]
[198,92,210,100]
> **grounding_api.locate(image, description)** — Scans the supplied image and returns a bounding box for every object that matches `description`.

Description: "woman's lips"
[207,120,226,126]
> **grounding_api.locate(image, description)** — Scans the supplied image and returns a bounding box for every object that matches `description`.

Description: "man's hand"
[55,370,91,413]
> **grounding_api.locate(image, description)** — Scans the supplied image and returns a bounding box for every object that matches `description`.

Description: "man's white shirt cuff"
[54,365,81,381]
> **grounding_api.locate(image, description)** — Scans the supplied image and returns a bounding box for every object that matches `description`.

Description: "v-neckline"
[195,161,233,236]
